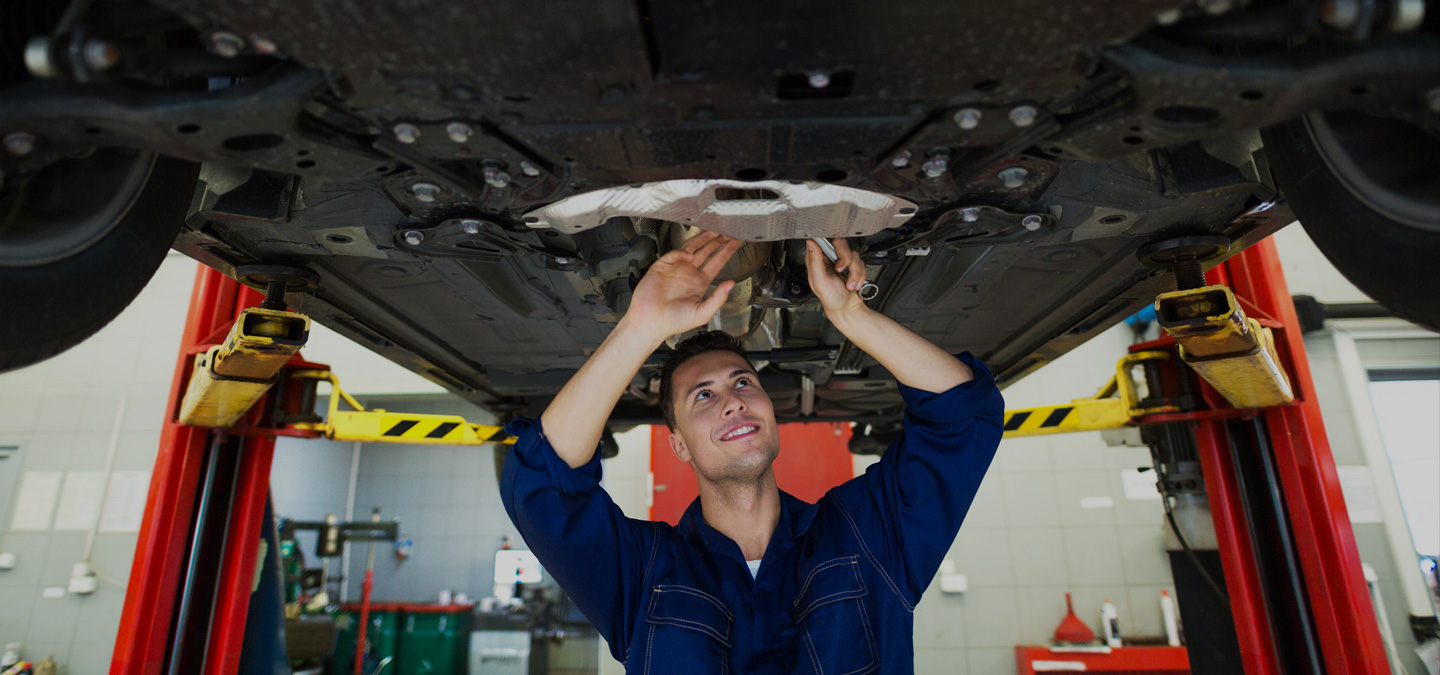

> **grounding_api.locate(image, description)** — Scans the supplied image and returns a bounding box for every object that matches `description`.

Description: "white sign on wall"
[9,471,62,531]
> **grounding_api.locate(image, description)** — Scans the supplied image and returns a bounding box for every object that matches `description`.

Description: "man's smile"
[718,421,762,442]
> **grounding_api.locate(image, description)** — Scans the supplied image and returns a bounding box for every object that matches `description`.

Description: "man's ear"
[668,432,691,463]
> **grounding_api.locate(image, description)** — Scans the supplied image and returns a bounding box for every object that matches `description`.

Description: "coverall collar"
[678,489,820,565]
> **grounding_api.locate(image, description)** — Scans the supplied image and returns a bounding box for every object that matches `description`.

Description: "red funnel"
[1053,592,1096,644]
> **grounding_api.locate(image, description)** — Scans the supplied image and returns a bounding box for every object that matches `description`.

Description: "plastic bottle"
[0,645,19,669]
[1101,599,1122,647]
[1160,590,1181,646]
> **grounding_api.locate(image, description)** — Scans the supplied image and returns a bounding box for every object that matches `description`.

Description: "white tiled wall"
[0,253,196,674]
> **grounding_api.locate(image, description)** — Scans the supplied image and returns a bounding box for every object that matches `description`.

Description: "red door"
[649,422,856,524]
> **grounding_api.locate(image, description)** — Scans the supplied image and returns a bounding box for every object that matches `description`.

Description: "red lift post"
[112,265,325,675]
[111,240,1392,674]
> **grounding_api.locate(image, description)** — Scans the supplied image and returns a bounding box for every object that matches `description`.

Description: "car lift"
[110,237,1392,674]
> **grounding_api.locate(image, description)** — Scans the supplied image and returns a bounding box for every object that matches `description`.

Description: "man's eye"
[736,377,750,388]
[695,390,712,401]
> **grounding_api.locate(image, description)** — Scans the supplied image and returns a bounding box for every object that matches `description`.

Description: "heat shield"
[522,179,918,241]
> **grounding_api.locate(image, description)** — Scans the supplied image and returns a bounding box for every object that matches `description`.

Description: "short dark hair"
[657,330,750,429]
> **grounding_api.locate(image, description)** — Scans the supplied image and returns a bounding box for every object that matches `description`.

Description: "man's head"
[657,331,780,484]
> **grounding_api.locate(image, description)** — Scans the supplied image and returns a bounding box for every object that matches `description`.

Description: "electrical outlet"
[0,552,16,570]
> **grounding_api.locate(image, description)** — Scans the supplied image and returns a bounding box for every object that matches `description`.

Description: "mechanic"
[499,231,1004,674]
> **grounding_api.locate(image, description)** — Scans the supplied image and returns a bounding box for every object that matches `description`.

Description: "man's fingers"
[691,233,726,262]
[698,237,741,277]
[829,237,866,291]
[656,249,693,267]
[699,280,736,319]
[680,230,720,254]
[845,254,866,291]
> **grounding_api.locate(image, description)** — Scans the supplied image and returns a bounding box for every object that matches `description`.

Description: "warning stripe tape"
[1001,398,1133,438]
[1003,406,1075,432]
[377,417,514,444]
[324,411,516,445]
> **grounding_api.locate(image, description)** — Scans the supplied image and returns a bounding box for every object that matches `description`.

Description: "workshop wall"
[0,253,197,674]
[0,225,1429,675]
[269,435,355,596]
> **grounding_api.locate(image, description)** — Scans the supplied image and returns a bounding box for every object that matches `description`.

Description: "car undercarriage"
[2,0,1437,436]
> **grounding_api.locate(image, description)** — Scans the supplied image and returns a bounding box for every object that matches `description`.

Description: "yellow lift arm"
[284,351,1173,447]
[1001,350,1178,438]
[287,370,515,446]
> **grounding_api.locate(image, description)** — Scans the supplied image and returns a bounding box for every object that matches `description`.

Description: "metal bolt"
[251,36,278,54]
[208,31,246,58]
[1198,0,1233,15]
[24,37,59,78]
[520,161,540,177]
[1021,215,1043,231]
[1173,258,1206,290]
[891,151,912,169]
[81,40,120,71]
[1391,0,1425,31]
[445,122,473,143]
[998,166,1029,188]
[402,230,424,245]
[392,123,421,144]
[483,166,510,189]
[953,107,983,130]
[1426,87,1440,113]
[960,207,981,223]
[410,182,441,202]
[4,132,36,156]
[807,71,831,89]
[1008,105,1038,127]
[460,219,482,235]
[1155,8,1183,24]
[1318,0,1360,29]
[921,156,949,179]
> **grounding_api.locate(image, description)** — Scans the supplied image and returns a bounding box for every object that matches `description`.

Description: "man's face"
[668,350,781,484]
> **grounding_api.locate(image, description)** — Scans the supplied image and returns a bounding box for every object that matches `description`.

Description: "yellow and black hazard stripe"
[1001,398,1130,438]
[380,418,464,440]
[325,410,515,445]
[1003,406,1075,432]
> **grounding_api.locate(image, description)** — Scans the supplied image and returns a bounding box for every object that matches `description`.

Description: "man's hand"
[625,231,743,342]
[540,231,743,468]
[805,238,869,320]
[805,237,973,394]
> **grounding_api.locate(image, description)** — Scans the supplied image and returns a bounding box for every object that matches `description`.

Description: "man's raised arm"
[803,238,974,393]
[544,232,742,468]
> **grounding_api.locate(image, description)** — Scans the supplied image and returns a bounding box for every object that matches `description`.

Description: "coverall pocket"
[642,585,733,674]
[794,556,878,675]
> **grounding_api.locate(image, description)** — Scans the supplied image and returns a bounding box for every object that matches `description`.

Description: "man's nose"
[722,393,746,416]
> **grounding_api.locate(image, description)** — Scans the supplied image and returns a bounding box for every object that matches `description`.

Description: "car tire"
[1261,113,1440,332]
[0,154,200,373]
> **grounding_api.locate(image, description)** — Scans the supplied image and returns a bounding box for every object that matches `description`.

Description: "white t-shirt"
[746,560,761,578]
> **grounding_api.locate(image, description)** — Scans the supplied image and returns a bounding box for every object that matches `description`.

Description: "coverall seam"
[831,497,915,612]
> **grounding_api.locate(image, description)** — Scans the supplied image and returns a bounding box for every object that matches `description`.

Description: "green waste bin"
[332,603,401,675]
[394,603,475,675]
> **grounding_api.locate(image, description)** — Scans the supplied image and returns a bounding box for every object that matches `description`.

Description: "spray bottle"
[1101,599,1122,647]
[1160,590,1181,646]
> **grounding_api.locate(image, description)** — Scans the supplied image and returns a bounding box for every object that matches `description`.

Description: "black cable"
[1153,457,1230,604]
